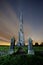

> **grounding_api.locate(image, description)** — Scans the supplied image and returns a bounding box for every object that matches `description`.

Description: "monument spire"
[17,11,25,46]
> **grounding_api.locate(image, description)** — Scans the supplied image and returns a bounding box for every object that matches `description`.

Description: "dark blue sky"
[6,0,43,28]
[0,0,43,44]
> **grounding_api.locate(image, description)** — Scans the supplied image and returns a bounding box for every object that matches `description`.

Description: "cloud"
[0,2,19,41]
[0,37,10,42]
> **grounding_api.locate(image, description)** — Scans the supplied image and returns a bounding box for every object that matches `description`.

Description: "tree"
[35,42,39,46]
[40,42,43,46]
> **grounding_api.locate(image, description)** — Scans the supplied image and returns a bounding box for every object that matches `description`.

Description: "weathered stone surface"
[17,12,25,46]
[28,37,34,55]
[9,37,15,54]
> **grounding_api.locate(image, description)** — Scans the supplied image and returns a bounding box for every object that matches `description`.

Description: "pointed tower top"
[19,11,23,24]
[20,11,23,19]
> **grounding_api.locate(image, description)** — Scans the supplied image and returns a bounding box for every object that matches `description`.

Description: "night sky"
[0,0,43,45]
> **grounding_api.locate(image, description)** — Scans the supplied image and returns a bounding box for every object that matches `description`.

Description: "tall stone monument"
[28,37,34,55]
[9,37,15,54]
[17,12,25,46]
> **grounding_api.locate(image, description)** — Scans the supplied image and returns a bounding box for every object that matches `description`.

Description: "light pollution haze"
[0,0,43,45]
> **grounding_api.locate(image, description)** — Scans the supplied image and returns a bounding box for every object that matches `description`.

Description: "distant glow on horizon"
[0,41,10,46]
[0,40,41,45]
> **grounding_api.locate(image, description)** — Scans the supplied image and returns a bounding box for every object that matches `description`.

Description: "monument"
[28,37,34,55]
[17,12,25,46]
[9,37,15,54]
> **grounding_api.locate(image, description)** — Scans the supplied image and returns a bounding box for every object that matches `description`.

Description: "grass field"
[0,53,43,65]
[0,45,43,65]
[0,45,43,52]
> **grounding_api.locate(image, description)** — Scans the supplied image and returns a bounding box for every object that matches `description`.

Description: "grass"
[0,54,43,65]
[0,45,43,52]
[0,45,9,51]
[0,45,43,65]
[33,46,43,51]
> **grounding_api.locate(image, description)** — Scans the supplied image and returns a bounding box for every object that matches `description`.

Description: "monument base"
[17,42,24,46]
[8,49,14,54]
[16,47,25,54]
[28,50,34,55]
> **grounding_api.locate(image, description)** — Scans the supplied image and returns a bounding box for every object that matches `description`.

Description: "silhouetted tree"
[35,42,39,46]
[40,42,43,46]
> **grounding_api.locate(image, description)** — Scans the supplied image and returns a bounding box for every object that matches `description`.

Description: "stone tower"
[17,12,25,46]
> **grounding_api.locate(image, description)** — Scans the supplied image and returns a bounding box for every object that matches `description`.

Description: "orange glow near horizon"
[0,40,42,46]
[0,41,10,46]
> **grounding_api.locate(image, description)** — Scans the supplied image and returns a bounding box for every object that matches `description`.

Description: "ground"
[0,45,43,65]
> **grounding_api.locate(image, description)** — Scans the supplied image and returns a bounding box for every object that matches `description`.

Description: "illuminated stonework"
[17,12,25,46]
[28,37,34,55]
